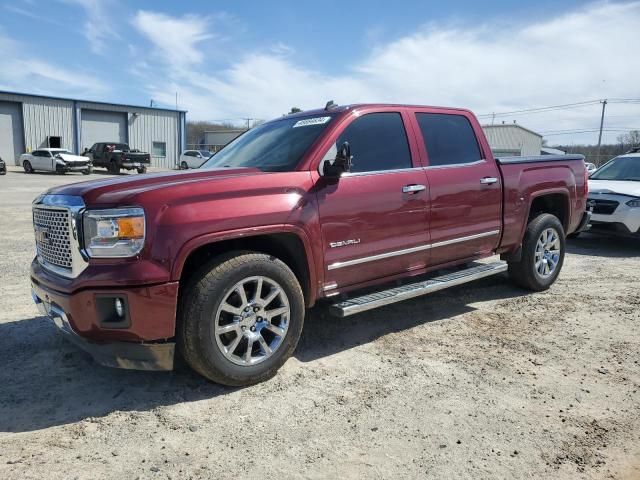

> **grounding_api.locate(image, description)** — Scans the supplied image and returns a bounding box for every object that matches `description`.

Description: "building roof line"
[0,89,188,113]
[481,123,543,138]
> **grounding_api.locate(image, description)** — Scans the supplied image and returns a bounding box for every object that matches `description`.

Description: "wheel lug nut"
[250,326,256,332]
[241,326,246,331]
[244,307,250,312]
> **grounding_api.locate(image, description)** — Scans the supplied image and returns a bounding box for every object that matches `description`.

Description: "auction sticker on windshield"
[292,116,331,128]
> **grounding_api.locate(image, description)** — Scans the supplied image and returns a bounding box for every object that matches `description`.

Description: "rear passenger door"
[412,111,502,265]
[315,110,430,290]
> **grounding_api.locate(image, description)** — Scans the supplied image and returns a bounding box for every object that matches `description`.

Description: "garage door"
[81,109,127,151]
[0,101,25,166]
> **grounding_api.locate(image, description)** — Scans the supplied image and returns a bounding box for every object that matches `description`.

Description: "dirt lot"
[0,166,638,479]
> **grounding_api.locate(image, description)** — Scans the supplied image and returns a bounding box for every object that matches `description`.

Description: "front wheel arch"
[174,230,316,307]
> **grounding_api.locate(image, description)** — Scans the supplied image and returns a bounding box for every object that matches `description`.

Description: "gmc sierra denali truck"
[30,104,591,386]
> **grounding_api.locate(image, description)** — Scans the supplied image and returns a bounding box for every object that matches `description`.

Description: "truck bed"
[496,154,588,252]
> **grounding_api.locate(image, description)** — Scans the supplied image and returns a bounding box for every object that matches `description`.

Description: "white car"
[179,150,211,169]
[21,148,92,175]
[585,153,640,237]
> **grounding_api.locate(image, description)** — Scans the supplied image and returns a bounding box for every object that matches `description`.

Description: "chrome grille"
[33,207,72,270]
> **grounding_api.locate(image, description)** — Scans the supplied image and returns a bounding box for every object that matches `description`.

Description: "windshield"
[53,149,70,154]
[591,156,640,181]
[198,150,211,157]
[202,115,335,172]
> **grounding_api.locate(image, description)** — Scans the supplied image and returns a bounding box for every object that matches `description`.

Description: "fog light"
[114,298,125,318]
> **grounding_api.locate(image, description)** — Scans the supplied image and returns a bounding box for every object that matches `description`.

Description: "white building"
[482,123,543,157]
[203,129,246,152]
[0,90,186,168]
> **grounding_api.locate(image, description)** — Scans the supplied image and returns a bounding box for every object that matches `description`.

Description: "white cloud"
[132,11,213,69]
[140,2,640,144]
[0,31,107,96]
[61,0,119,54]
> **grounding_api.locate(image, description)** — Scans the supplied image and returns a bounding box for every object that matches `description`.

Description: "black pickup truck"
[83,143,151,174]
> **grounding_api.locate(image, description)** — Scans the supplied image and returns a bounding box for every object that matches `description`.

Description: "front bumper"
[30,263,178,371]
[589,194,640,235]
[61,163,91,172]
[32,290,174,370]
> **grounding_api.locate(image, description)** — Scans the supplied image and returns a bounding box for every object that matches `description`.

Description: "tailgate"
[126,153,151,165]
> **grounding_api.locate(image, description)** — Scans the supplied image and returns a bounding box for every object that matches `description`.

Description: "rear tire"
[181,161,188,170]
[178,252,305,386]
[137,166,147,174]
[23,160,33,174]
[109,161,120,175]
[508,213,565,291]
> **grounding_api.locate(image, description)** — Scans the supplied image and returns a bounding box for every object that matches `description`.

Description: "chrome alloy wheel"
[213,276,290,366]
[535,227,561,278]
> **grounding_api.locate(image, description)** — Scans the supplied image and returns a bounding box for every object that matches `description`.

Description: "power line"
[477,98,640,119]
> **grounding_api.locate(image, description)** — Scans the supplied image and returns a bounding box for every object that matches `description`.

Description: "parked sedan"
[179,150,211,169]
[0,156,6,175]
[584,153,640,237]
[21,148,92,175]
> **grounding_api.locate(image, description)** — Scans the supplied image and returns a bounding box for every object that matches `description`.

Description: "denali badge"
[330,238,361,248]
[34,225,51,245]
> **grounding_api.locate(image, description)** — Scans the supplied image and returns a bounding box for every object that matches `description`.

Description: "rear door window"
[416,113,482,167]
[336,112,412,173]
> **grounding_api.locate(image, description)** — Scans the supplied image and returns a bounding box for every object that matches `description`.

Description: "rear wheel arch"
[526,192,570,233]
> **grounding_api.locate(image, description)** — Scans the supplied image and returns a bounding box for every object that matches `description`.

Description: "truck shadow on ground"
[0,275,525,433]
[566,232,640,258]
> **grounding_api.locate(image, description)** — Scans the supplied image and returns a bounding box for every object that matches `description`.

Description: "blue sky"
[1,0,639,144]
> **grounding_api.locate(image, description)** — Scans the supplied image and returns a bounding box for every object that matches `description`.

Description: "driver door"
[314,110,430,291]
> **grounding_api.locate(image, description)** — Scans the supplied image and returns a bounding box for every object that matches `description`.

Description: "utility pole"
[596,99,607,165]
[242,118,254,130]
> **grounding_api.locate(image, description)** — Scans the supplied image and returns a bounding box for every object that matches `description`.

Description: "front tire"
[508,213,565,291]
[178,252,305,386]
[109,161,120,175]
[180,161,188,170]
[137,166,147,174]
[23,160,33,173]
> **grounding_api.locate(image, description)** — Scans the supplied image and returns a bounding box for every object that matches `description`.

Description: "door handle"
[402,184,426,194]
[480,177,498,185]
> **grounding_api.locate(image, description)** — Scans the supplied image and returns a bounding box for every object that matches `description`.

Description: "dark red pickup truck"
[30,103,590,385]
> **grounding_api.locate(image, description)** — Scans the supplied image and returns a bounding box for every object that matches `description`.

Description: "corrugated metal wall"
[482,125,542,156]
[0,92,184,169]
[0,92,74,153]
[77,101,181,168]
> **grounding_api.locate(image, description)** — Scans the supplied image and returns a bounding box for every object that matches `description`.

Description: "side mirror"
[322,142,352,178]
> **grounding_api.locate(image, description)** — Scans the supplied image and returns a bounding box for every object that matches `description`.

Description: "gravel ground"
[0,166,639,479]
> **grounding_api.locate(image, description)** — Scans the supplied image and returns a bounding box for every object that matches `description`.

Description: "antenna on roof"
[325,100,337,111]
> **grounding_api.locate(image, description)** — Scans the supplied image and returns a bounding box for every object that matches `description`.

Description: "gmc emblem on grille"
[34,225,51,245]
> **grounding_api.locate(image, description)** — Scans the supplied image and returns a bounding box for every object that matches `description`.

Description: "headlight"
[83,207,145,257]
[626,199,640,208]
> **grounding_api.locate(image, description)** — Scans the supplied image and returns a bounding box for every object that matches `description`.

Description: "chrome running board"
[329,261,508,317]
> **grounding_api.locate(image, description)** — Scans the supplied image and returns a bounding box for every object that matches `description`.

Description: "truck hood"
[45,167,264,205]
[589,179,640,198]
